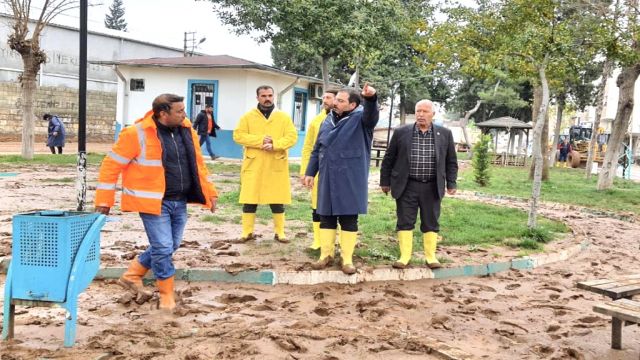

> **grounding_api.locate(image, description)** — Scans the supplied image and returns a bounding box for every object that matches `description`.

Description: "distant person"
[304,84,379,275]
[380,99,458,269]
[300,89,337,250]
[557,137,572,168]
[233,85,298,243]
[43,114,65,154]
[192,104,220,160]
[95,93,218,311]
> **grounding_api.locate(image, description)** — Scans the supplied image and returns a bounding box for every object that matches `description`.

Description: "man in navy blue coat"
[304,84,379,274]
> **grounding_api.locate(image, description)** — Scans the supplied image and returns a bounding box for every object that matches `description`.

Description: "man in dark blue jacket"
[304,84,379,274]
[192,104,220,160]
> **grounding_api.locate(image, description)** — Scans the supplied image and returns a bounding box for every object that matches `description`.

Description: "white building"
[97,55,330,158]
[0,14,185,91]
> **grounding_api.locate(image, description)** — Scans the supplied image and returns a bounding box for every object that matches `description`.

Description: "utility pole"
[77,0,88,211]
[183,31,189,56]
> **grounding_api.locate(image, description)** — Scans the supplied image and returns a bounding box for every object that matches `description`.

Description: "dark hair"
[43,113,52,120]
[152,94,184,117]
[256,85,274,96]
[339,88,361,107]
[205,104,213,108]
[325,89,338,96]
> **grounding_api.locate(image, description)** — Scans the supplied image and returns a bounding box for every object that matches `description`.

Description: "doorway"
[187,80,217,121]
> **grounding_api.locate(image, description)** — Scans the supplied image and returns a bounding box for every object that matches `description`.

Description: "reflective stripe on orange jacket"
[95,110,217,215]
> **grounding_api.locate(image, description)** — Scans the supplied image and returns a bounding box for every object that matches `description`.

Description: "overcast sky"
[42,0,273,65]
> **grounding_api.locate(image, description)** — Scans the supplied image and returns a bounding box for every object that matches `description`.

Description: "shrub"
[472,134,492,186]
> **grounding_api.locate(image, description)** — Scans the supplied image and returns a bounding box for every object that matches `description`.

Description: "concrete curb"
[0,240,590,286]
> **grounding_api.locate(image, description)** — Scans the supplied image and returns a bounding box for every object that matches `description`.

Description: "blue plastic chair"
[2,211,106,347]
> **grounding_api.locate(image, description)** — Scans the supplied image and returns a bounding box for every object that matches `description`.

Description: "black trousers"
[49,146,63,154]
[396,179,441,233]
[319,215,358,232]
[243,204,284,214]
[312,208,321,222]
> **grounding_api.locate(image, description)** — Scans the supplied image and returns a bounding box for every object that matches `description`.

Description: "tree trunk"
[542,106,550,180]
[597,64,640,190]
[529,85,542,180]
[549,94,565,167]
[321,56,330,94]
[20,55,38,160]
[528,60,550,229]
[461,100,482,159]
[399,90,407,125]
[586,59,613,178]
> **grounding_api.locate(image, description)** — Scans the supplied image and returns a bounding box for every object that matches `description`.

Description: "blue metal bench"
[2,210,106,347]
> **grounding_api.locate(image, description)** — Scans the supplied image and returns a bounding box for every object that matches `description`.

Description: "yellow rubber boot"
[310,221,321,250]
[273,213,288,243]
[392,231,413,269]
[118,258,149,291]
[339,231,358,275]
[311,228,336,270]
[156,276,176,311]
[423,232,442,269]
[240,212,256,241]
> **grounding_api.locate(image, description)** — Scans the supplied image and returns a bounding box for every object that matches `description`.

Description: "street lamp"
[190,37,206,56]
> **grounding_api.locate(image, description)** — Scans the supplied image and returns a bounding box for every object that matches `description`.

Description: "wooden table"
[577,274,640,300]
[577,274,640,350]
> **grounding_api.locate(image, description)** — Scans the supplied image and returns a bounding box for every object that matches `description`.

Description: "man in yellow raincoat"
[233,85,298,242]
[300,89,337,249]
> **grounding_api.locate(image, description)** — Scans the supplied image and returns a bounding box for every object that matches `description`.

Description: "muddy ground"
[0,157,639,359]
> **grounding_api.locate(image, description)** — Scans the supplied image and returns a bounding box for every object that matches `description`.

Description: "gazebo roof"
[476,117,532,129]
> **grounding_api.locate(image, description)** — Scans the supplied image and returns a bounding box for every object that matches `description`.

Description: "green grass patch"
[458,165,640,214]
[41,177,75,183]
[208,162,241,174]
[200,214,225,225]
[354,193,567,264]
[211,165,568,264]
[0,153,106,166]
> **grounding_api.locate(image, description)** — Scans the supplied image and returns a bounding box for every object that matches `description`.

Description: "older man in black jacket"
[193,104,220,160]
[380,99,458,269]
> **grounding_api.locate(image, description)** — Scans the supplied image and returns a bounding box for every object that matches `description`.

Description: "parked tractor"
[566,125,609,168]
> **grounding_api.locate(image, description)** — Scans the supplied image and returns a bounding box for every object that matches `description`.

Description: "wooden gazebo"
[476,117,532,166]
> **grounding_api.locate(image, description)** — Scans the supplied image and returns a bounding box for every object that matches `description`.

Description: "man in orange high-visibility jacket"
[95,93,218,311]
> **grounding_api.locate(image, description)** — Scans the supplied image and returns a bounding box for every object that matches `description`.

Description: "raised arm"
[361,83,379,129]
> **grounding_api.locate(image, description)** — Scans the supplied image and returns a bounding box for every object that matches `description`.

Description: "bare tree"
[460,100,481,158]
[2,0,77,159]
[528,58,550,228]
[585,60,613,178]
[597,0,640,190]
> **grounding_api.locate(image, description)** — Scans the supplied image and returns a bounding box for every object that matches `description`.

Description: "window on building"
[130,79,145,91]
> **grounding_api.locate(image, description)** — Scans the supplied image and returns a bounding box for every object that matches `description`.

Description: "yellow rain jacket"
[300,109,327,209]
[233,108,298,204]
